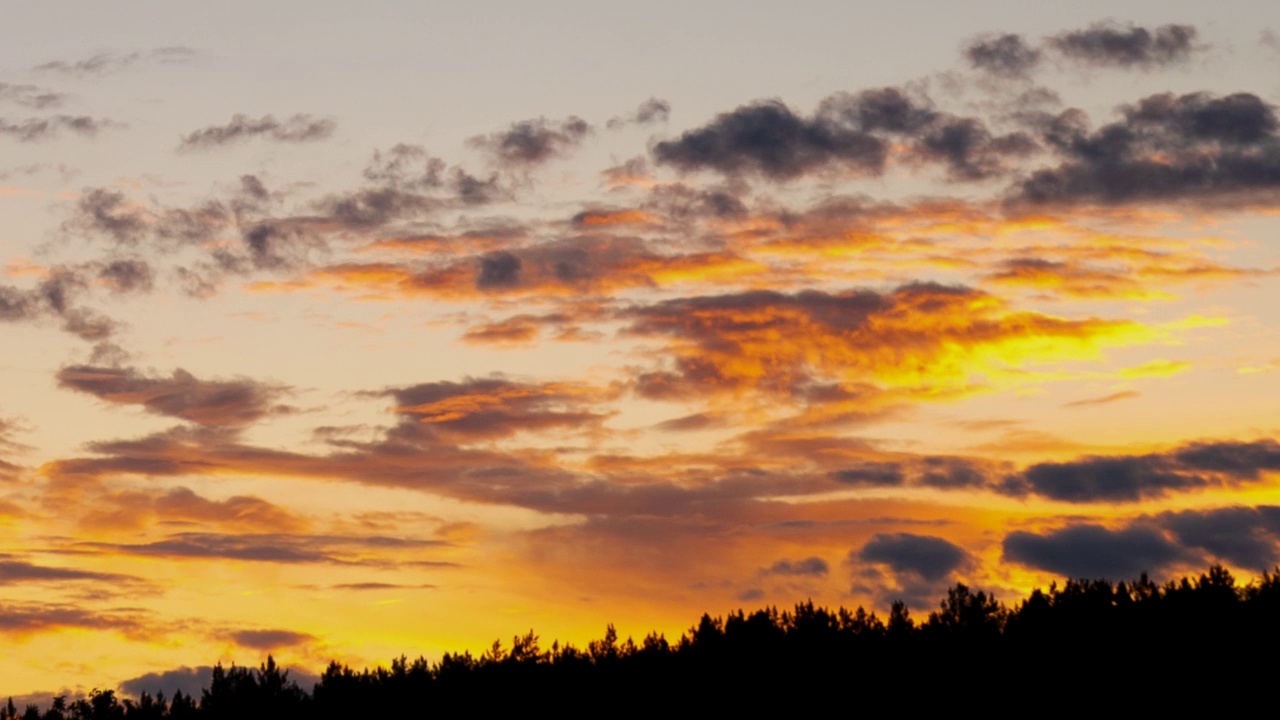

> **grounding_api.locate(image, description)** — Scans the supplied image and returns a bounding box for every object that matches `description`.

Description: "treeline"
[10,565,1280,716]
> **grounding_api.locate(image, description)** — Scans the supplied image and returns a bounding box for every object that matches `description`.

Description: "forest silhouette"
[8,564,1275,716]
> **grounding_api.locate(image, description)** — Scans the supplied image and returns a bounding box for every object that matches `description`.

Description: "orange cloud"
[460,316,542,346]
[625,283,1154,402]
[74,486,309,534]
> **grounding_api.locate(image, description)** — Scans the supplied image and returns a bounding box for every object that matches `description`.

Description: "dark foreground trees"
[11,565,1280,716]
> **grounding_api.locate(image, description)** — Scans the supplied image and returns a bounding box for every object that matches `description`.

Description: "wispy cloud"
[0,116,115,142]
[33,47,197,77]
[0,83,67,109]
[178,114,336,150]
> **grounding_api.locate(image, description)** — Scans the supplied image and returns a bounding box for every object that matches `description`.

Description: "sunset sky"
[3,0,1280,701]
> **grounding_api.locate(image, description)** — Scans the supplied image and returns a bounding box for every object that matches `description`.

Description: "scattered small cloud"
[468,116,592,166]
[179,114,336,150]
[608,97,671,129]
[0,116,114,142]
[34,47,197,77]
[227,628,315,651]
[762,556,829,577]
[964,33,1042,77]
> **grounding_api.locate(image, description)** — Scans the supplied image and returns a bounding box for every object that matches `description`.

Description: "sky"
[3,0,1280,701]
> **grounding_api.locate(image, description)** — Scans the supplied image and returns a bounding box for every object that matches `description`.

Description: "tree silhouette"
[16,564,1280,714]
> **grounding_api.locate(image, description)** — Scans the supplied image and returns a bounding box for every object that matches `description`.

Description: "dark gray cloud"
[364,153,505,206]
[327,147,507,223]
[228,629,314,651]
[608,97,671,128]
[59,307,117,342]
[119,664,320,699]
[62,183,338,290]
[52,150,485,305]
[0,115,112,141]
[68,187,235,253]
[643,183,748,220]
[97,260,155,294]
[963,23,1202,78]
[34,47,196,77]
[1003,524,1190,579]
[450,168,508,205]
[56,365,290,428]
[64,181,337,288]
[1001,439,1280,502]
[322,188,438,228]
[0,559,134,584]
[1014,91,1280,206]
[469,116,592,166]
[817,87,937,134]
[119,667,214,700]
[1048,22,1201,69]
[37,268,85,315]
[632,97,671,124]
[654,89,1032,181]
[363,144,446,189]
[964,33,1042,76]
[0,285,40,323]
[476,251,523,289]
[763,556,829,577]
[1004,505,1280,579]
[314,147,507,231]
[1159,505,1280,570]
[831,463,905,487]
[1017,456,1204,502]
[0,268,123,342]
[857,533,968,582]
[79,531,445,566]
[70,188,152,245]
[916,117,1037,180]
[0,83,66,109]
[236,220,327,272]
[1173,440,1280,477]
[178,113,336,149]
[652,99,886,180]
[826,88,1040,179]
[918,457,988,489]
